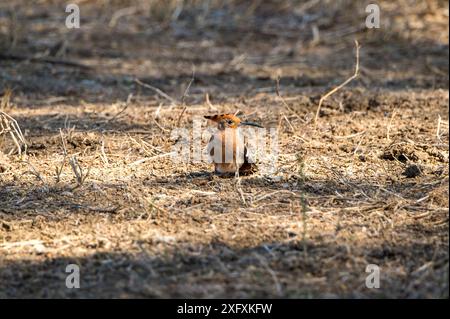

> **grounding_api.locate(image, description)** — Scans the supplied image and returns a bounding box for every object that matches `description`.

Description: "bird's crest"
[204,114,241,129]
[204,113,263,130]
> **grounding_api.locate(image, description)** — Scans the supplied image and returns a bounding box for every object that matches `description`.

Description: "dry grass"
[0,0,448,298]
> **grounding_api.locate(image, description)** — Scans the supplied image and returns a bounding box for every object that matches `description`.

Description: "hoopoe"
[204,113,263,176]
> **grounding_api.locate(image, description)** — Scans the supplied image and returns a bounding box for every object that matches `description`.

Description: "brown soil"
[0,0,448,298]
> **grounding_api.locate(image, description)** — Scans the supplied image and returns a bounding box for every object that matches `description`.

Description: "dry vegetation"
[0,0,448,298]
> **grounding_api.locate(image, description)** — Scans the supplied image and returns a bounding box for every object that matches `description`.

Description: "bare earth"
[0,0,448,298]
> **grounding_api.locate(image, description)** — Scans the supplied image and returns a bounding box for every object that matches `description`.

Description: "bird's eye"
[227,119,233,125]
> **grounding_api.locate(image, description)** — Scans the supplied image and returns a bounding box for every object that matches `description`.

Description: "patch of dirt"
[402,164,423,178]
[381,144,423,162]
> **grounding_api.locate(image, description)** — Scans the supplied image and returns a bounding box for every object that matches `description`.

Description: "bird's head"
[204,113,263,130]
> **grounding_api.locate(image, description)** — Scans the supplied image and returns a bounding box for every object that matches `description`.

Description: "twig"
[283,113,295,132]
[253,190,297,203]
[100,137,109,165]
[59,128,68,156]
[386,108,397,141]
[176,67,195,126]
[145,197,170,215]
[153,118,170,133]
[353,136,364,155]
[311,24,320,45]
[235,176,247,205]
[107,93,133,123]
[0,110,27,156]
[55,128,68,184]
[21,160,45,184]
[181,67,195,105]
[129,152,176,166]
[69,155,90,189]
[314,40,360,125]
[205,93,217,110]
[134,78,177,105]
[333,130,366,139]
[0,53,92,70]
[109,6,137,27]
[436,115,442,141]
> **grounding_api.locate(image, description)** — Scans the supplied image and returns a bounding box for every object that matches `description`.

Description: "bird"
[204,113,263,176]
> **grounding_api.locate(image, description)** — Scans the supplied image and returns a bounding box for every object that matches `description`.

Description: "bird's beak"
[240,121,264,128]
[204,115,218,122]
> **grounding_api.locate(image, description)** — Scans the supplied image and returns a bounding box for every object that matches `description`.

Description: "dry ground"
[0,0,449,298]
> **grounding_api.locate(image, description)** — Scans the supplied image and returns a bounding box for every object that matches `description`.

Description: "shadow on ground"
[1,239,447,298]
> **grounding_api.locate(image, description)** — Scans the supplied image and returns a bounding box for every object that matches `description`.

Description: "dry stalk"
[107,93,133,123]
[145,196,170,217]
[0,52,91,69]
[234,173,247,206]
[129,152,175,166]
[55,128,68,184]
[69,155,90,189]
[176,66,195,126]
[205,93,217,111]
[62,117,77,144]
[21,160,45,184]
[435,115,448,141]
[1,88,12,111]
[386,107,398,141]
[436,114,442,140]
[100,136,109,165]
[136,67,194,128]
[135,78,177,105]
[109,6,138,28]
[0,110,27,156]
[314,40,361,125]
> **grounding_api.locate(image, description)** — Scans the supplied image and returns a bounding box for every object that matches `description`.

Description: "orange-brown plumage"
[204,113,262,176]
